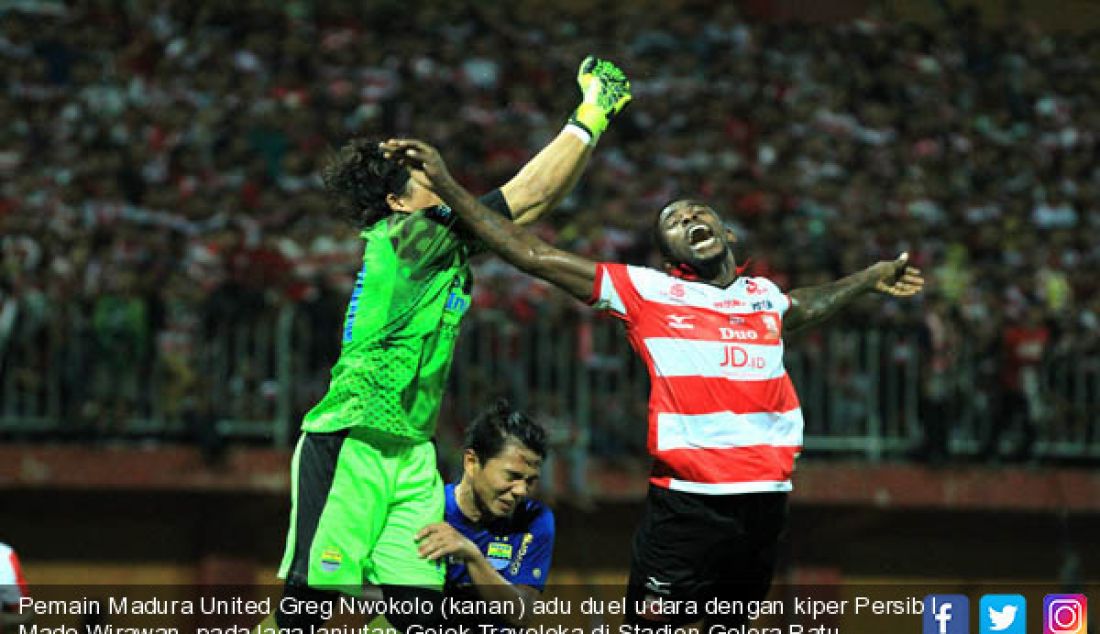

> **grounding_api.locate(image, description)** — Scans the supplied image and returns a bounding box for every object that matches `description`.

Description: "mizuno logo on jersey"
[667,315,695,330]
[645,577,672,595]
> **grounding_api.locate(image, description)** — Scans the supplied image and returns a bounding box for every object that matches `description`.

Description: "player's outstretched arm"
[500,56,631,226]
[382,139,598,302]
[784,253,924,334]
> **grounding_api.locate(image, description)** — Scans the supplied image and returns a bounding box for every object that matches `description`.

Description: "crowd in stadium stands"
[2,2,1098,466]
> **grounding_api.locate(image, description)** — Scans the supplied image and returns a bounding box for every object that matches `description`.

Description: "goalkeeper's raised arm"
[382,138,600,302]
[500,55,632,225]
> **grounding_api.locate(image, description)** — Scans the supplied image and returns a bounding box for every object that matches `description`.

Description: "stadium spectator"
[535,392,593,509]
[918,294,963,464]
[1,1,1098,462]
[981,304,1051,462]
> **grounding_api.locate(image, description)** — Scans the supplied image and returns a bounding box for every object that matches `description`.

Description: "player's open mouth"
[689,224,716,249]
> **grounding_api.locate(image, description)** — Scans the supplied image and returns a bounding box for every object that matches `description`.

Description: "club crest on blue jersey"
[486,541,513,570]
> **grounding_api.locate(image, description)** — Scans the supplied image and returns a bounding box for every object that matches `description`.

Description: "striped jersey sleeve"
[0,543,28,607]
[590,263,681,321]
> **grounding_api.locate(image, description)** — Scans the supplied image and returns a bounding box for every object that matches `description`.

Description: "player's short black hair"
[653,212,674,260]
[321,138,411,229]
[464,398,548,463]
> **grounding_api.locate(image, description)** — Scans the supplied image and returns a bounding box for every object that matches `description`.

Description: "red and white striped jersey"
[0,542,28,607]
[590,263,803,495]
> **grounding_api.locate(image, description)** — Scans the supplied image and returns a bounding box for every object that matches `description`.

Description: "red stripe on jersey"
[9,550,27,598]
[588,263,606,306]
[652,445,801,485]
[629,306,784,345]
[649,375,801,417]
[605,263,639,315]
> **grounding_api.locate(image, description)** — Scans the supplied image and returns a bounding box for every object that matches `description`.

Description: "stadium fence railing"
[1,307,1098,461]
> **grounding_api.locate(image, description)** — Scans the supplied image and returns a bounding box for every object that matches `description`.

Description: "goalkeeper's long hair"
[321,138,410,229]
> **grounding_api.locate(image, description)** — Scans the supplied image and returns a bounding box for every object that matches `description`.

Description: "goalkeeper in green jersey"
[263,57,631,634]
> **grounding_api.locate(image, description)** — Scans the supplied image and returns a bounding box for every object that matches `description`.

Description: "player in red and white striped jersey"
[592,260,801,495]
[382,140,924,630]
[0,542,31,633]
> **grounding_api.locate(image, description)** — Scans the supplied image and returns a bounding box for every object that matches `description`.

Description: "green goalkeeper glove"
[568,55,632,144]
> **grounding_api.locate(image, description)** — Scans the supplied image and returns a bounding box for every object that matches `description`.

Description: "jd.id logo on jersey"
[981,595,1025,634]
[925,595,970,634]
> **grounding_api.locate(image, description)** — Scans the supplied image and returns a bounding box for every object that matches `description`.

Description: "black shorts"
[625,485,788,627]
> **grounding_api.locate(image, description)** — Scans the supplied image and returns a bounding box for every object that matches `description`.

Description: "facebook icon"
[924,595,970,634]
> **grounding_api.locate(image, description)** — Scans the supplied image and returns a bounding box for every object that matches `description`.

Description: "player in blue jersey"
[415,399,554,627]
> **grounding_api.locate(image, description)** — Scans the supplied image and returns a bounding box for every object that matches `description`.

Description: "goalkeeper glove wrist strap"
[563,122,594,146]
[569,103,610,144]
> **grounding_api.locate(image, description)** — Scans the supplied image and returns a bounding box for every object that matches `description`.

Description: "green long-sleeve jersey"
[301,191,509,442]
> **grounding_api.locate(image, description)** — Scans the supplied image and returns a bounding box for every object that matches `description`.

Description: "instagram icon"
[1044,595,1087,634]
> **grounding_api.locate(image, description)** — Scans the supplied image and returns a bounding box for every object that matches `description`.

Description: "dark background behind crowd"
[2,0,1098,470]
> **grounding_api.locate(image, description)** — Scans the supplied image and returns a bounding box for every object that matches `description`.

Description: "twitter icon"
[981,595,1026,634]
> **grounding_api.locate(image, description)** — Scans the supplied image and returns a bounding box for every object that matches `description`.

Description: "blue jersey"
[443,483,555,594]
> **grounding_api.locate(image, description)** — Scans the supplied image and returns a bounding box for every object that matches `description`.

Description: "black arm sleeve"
[455,188,513,251]
[479,188,513,219]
